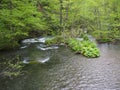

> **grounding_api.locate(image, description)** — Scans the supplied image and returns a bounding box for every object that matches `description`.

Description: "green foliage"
[45,36,64,45]
[67,38,82,53]
[68,38,100,58]
[45,34,100,58]
[60,29,84,39]
[92,30,120,43]
[0,0,120,50]
[0,29,27,50]
[0,0,47,50]
[80,41,100,57]
[0,56,24,78]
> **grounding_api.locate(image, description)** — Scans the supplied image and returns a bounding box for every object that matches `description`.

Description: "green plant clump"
[45,36,100,58]
[68,38,100,58]
[45,36,64,45]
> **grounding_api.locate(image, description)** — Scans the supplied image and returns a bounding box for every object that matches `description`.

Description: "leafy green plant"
[68,39,100,58]
[81,46,100,57]
[45,36,100,58]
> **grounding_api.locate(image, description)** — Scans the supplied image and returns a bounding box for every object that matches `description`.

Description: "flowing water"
[0,37,120,90]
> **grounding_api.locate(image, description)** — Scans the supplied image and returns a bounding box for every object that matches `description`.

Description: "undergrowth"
[45,35,100,58]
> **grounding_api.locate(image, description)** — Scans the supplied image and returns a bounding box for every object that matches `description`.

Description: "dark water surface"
[0,37,120,90]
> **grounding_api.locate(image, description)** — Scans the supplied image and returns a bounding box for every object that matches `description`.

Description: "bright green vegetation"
[0,0,47,50]
[0,0,120,79]
[0,0,120,50]
[68,39,100,58]
[92,30,120,43]
[45,35,100,58]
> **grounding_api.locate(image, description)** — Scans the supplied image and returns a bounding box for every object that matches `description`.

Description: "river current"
[0,37,120,90]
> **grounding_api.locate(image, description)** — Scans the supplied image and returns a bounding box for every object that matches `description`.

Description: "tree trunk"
[59,0,63,30]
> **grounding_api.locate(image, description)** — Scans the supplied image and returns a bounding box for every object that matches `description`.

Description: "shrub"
[92,30,120,43]
[81,46,100,57]
[68,39,100,58]
[45,36,100,58]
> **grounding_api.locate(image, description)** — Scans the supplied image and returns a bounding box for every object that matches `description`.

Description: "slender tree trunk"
[64,0,69,30]
[94,8,101,30]
[97,9,101,30]
[59,0,63,30]
[65,0,69,21]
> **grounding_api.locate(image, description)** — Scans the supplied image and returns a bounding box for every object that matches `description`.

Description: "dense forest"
[0,0,120,50]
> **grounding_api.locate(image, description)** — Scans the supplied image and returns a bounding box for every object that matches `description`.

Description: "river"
[0,37,120,90]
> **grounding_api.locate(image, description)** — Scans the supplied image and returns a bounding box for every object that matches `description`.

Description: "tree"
[0,0,47,50]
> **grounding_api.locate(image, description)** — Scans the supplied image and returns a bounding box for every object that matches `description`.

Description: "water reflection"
[0,38,120,90]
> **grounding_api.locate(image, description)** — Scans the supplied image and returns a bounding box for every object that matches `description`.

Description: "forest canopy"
[0,0,120,50]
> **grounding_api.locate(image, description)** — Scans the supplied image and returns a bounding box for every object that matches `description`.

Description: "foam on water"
[37,45,59,51]
[38,57,50,63]
[22,37,54,44]
[20,46,28,49]
[22,38,39,44]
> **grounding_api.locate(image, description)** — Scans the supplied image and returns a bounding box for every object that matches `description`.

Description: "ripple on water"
[23,57,50,64]
[38,57,50,63]
[1,43,120,90]
[37,45,59,51]
[20,46,28,49]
